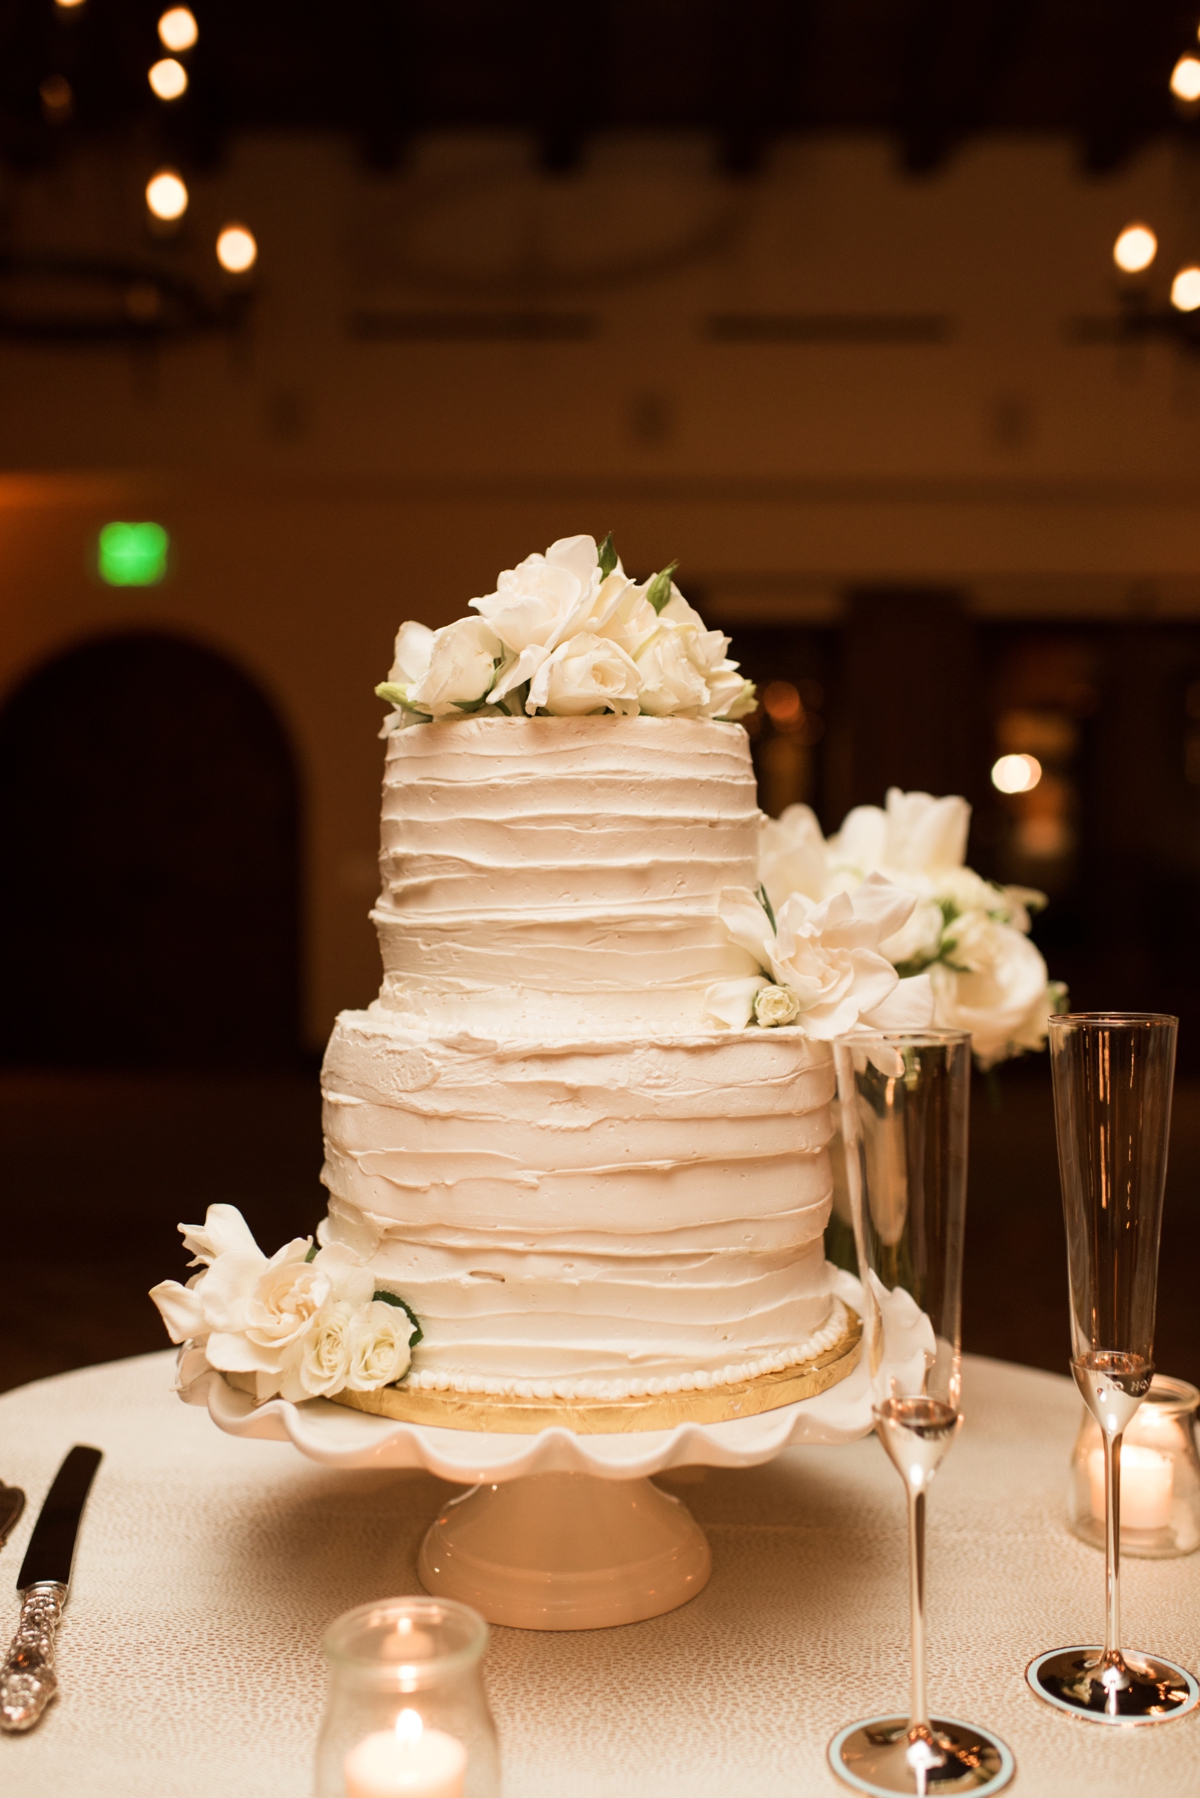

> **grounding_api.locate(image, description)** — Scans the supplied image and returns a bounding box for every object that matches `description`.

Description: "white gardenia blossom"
[404,616,505,718]
[150,1206,378,1402]
[709,874,935,1037]
[526,632,642,716]
[755,788,1064,1065]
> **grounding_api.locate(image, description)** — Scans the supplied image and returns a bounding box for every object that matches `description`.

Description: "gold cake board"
[331,1306,861,1435]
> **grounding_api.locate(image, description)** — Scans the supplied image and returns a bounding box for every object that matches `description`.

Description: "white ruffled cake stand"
[183,1272,922,1631]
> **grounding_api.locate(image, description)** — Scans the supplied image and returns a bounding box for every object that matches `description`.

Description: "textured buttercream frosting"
[320,714,838,1389]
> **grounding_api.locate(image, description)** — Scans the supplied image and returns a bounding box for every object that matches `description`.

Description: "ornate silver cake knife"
[0,1445,102,1732]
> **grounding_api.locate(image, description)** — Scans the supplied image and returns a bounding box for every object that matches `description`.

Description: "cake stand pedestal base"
[417,1471,710,1629]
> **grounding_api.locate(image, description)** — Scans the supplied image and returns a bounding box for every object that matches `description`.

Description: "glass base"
[828,1716,1015,1796]
[1026,1646,1200,1724]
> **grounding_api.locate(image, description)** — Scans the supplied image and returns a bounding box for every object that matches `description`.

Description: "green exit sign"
[98,521,169,586]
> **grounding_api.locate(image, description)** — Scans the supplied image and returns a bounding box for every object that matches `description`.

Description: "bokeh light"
[158,7,198,51]
[1171,266,1200,312]
[145,169,188,220]
[216,224,258,273]
[762,680,802,726]
[991,753,1043,795]
[149,58,188,101]
[1113,223,1157,274]
[1171,55,1200,102]
[39,74,73,126]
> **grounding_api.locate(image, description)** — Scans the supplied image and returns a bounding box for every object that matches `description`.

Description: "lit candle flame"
[395,1707,423,1747]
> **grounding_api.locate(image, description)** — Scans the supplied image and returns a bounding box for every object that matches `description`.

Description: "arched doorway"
[0,631,302,1068]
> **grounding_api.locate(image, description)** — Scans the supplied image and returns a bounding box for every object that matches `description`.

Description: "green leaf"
[597,531,618,578]
[756,882,777,933]
[372,1289,424,1347]
[452,694,492,713]
[304,1242,318,1263]
[644,560,679,614]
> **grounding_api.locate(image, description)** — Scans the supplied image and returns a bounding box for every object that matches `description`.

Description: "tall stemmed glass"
[1027,1012,1199,1722]
[829,1031,1014,1798]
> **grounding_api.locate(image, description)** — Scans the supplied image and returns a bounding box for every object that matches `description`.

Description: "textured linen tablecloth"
[0,1351,1197,1798]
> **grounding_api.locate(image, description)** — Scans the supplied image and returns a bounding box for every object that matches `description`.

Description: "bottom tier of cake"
[319,1009,842,1395]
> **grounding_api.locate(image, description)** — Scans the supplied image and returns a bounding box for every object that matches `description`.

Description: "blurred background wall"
[3,0,1200,1387]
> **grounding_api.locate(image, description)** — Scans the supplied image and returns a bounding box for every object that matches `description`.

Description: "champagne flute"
[829,1031,1014,1798]
[1027,1012,1199,1723]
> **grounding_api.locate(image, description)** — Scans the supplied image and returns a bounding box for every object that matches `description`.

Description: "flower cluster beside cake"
[152,534,1062,1423]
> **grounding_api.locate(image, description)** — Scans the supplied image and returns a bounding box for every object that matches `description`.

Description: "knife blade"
[0,1446,102,1733]
[0,1484,23,1552]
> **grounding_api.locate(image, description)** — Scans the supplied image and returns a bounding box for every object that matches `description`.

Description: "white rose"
[526,631,642,716]
[279,1300,356,1401]
[405,616,504,718]
[388,620,435,688]
[344,1299,416,1391]
[754,984,801,1027]
[471,535,602,653]
[759,805,829,910]
[930,912,1052,1066]
[703,664,755,720]
[586,578,659,658]
[634,625,709,716]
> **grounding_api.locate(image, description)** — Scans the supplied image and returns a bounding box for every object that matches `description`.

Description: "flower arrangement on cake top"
[150,1205,420,1404]
[375,532,756,726]
[708,787,1065,1066]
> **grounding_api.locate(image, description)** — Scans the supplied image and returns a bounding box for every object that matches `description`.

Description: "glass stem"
[907,1485,932,1737]
[1103,1429,1123,1664]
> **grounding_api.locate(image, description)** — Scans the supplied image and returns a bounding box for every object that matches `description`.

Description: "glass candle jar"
[315,1597,500,1798]
[1069,1374,1200,1559]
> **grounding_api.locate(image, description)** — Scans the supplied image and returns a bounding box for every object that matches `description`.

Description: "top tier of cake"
[371,714,762,1035]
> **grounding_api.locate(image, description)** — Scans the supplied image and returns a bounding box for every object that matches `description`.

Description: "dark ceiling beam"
[893,0,1038,176]
[712,0,812,178]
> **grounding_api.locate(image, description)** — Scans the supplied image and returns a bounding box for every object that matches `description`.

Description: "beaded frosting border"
[330,1301,861,1435]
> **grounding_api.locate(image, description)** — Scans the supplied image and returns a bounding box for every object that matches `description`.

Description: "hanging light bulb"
[146,168,188,221]
[1170,55,1200,103]
[158,7,198,51]
[1113,223,1157,274]
[216,224,257,273]
[1171,266,1200,312]
[148,58,188,100]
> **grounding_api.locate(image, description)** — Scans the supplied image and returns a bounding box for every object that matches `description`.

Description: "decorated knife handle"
[0,1582,66,1732]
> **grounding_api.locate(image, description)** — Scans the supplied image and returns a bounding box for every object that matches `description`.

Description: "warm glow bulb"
[148,58,188,100]
[54,0,86,9]
[146,169,188,221]
[216,224,257,272]
[1172,265,1200,312]
[1171,55,1200,102]
[991,754,1043,796]
[1113,223,1157,274]
[158,6,198,51]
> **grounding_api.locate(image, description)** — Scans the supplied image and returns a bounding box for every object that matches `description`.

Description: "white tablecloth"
[0,1351,1197,1797]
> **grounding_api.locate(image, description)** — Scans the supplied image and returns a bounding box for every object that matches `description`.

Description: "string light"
[54,0,86,9]
[1171,266,1200,312]
[148,58,188,100]
[145,169,188,221]
[1170,55,1200,103]
[216,224,257,272]
[158,7,198,51]
[1113,223,1157,274]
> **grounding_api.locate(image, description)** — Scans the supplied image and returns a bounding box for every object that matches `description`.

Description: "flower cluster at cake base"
[749,787,1066,1066]
[375,533,756,726]
[149,1204,421,1404]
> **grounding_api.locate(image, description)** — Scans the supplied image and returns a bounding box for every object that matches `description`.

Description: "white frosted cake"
[318,712,849,1408]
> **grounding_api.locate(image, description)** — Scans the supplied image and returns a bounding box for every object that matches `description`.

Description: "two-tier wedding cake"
[155,534,970,1430]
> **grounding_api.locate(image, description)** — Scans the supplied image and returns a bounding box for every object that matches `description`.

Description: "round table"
[0,1351,1197,1798]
